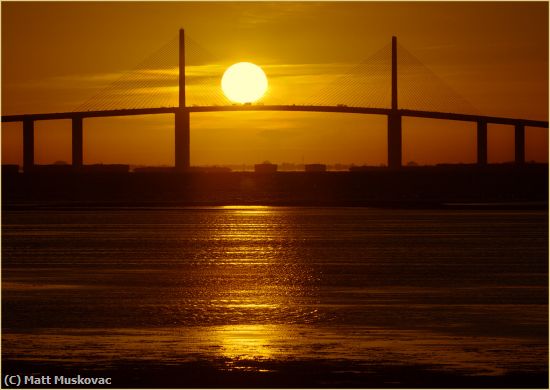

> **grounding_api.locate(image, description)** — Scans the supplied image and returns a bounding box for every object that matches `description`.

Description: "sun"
[221,62,268,104]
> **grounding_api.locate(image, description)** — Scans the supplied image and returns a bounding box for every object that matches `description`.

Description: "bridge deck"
[1,105,548,128]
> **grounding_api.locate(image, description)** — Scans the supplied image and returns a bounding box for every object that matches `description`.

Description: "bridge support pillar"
[72,117,83,169]
[175,109,190,171]
[23,119,35,172]
[387,113,402,168]
[514,124,525,164]
[477,121,487,166]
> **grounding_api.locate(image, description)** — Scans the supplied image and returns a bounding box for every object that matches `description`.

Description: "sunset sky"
[1,2,548,167]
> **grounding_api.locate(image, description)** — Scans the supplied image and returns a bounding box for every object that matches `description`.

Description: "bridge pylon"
[23,119,34,172]
[477,121,488,165]
[387,36,402,169]
[175,28,191,172]
[515,124,525,164]
[72,117,83,168]
[175,109,190,170]
[388,113,402,168]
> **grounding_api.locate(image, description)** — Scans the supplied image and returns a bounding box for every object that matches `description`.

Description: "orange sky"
[1,2,548,167]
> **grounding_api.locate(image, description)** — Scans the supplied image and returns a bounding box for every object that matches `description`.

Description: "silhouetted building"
[254,162,277,173]
[305,164,327,172]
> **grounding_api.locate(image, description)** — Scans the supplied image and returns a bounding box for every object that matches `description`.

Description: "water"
[2,207,548,386]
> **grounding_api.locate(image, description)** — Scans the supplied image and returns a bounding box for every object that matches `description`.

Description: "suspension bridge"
[2,29,548,172]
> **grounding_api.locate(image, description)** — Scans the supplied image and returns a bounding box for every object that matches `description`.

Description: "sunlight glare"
[221,62,268,103]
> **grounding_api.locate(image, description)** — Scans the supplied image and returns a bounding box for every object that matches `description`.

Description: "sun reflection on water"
[193,206,316,369]
[215,325,280,365]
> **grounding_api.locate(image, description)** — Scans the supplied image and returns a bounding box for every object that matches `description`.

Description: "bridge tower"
[175,28,191,171]
[23,119,35,172]
[514,124,525,164]
[477,121,488,165]
[387,36,402,169]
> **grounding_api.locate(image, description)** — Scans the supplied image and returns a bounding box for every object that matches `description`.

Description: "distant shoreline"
[3,165,548,210]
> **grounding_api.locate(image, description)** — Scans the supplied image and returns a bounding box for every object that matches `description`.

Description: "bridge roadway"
[1,105,548,128]
[2,105,548,171]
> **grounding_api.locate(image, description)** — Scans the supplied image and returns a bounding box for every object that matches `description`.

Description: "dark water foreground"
[2,206,548,388]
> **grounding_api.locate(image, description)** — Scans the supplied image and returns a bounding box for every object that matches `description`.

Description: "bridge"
[2,30,548,172]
